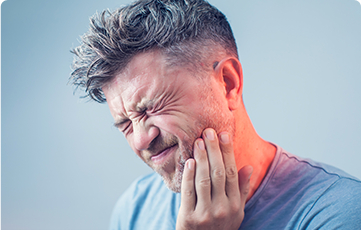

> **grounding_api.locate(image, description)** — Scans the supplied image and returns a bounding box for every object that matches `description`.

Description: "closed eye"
[114,119,132,133]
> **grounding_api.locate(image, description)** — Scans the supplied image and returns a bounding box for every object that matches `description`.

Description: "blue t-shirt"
[109,146,361,229]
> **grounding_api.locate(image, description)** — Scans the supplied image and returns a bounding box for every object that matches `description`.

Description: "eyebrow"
[136,100,154,112]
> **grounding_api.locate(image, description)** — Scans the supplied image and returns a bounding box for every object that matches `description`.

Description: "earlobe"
[214,57,243,110]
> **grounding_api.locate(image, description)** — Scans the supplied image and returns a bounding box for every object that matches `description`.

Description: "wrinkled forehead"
[102,51,207,111]
[103,51,175,92]
[106,49,212,89]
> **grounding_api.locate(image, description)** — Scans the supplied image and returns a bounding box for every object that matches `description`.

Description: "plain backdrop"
[2,0,361,229]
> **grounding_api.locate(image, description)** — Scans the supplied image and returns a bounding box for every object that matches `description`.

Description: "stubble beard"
[146,82,236,193]
[160,109,235,193]
[155,133,195,193]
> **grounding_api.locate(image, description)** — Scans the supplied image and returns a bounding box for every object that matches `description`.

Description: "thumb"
[238,165,253,203]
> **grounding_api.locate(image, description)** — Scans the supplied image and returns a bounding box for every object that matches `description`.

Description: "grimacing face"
[102,51,235,193]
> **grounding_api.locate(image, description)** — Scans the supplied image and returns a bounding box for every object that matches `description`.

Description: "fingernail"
[220,133,229,144]
[187,159,194,170]
[205,129,215,140]
[197,139,205,150]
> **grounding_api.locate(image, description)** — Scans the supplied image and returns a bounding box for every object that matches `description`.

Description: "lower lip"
[151,145,177,165]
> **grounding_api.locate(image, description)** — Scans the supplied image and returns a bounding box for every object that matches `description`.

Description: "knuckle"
[186,215,195,223]
[198,213,211,226]
[229,202,241,213]
[180,216,195,229]
[226,165,238,178]
[242,187,250,196]
[213,207,227,220]
[198,177,211,187]
[212,167,225,179]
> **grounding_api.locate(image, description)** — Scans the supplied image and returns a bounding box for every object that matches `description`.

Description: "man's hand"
[176,128,253,230]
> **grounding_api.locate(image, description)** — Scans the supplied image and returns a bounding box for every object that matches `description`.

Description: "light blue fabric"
[109,145,361,230]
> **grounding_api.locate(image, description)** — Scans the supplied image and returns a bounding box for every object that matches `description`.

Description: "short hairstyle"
[70,0,238,103]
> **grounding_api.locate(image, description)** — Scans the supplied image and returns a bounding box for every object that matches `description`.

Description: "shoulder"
[298,177,361,229]
[122,172,165,199]
[280,150,359,181]
[276,149,360,190]
[279,148,361,202]
[242,145,361,230]
[109,173,180,230]
[109,173,159,230]
[278,149,361,229]
[113,172,164,209]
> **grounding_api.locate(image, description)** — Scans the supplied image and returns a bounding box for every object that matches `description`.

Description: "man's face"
[102,51,234,193]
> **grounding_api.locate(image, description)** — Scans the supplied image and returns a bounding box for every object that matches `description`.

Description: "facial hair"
[144,105,235,193]
[142,131,195,193]
[141,83,236,193]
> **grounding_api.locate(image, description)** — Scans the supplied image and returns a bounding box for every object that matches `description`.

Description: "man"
[70,0,361,229]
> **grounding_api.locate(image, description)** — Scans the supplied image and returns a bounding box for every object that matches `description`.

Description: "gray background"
[2,0,361,229]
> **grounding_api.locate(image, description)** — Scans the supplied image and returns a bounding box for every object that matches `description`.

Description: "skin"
[102,49,276,229]
[177,129,254,230]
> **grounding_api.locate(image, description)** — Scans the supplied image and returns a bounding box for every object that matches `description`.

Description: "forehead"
[102,51,205,114]
[104,51,179,96]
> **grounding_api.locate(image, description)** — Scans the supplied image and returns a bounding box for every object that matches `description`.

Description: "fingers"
[180,158,196,211]
[177,128,249,230]
[187,128,251,208]
[194,138,212,206]
[218,132,240,200]
[202,129,226,198]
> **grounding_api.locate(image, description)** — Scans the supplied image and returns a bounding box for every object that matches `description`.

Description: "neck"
[232,106,276,201]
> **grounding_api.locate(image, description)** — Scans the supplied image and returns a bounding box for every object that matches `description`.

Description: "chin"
[159,161,185,193]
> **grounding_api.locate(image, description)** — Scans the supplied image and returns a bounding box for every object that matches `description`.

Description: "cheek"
[152,114,201,139]
[152,115,181,134]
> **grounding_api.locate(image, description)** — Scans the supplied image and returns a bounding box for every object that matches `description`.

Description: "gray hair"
[70,0,238,103]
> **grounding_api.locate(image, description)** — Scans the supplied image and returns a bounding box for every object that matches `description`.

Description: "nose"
[132,121,160,151]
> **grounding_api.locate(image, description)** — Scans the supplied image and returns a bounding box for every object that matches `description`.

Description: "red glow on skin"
[103,50,277,197]
[102,51,228,192]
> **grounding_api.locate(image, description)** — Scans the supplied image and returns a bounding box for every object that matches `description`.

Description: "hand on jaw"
[176,128,253,230]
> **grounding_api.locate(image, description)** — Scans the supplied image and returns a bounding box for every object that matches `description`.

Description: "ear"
[214,57,243,110]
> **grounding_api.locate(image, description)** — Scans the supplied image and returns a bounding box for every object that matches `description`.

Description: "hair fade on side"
[70,0,238,103]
